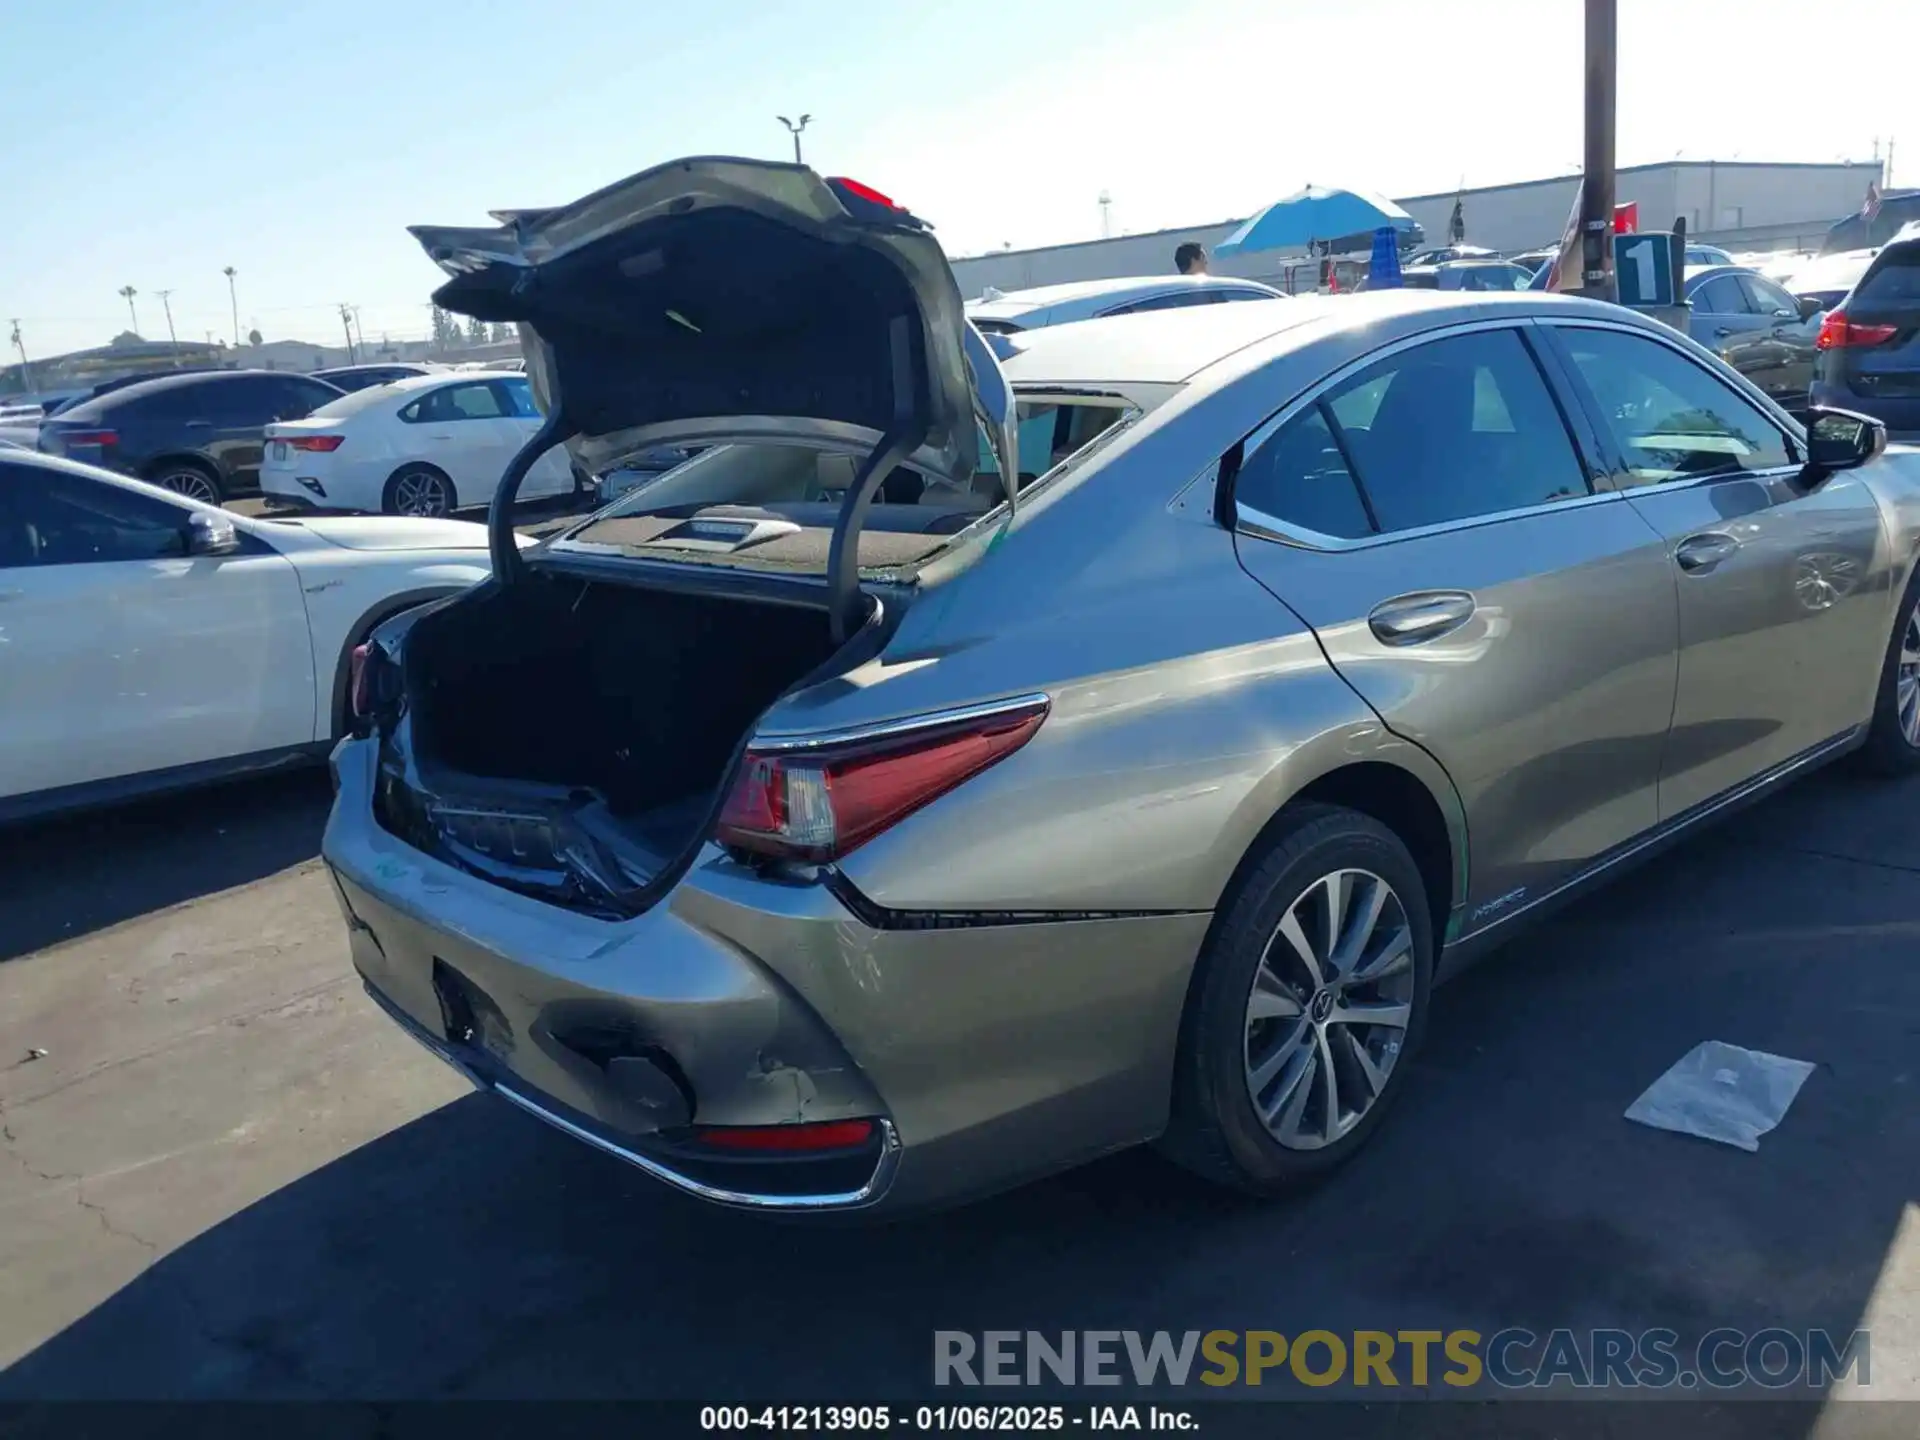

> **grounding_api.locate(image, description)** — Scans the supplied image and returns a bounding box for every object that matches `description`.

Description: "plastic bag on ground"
[1624,1041,1817,1152]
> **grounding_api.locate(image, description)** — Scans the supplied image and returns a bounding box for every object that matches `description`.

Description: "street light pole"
[1576,0,1618,302]
[222,266,239,347]
[777,113,812,165]
[338,303,358,365]
[8,318,31,391]
[156,289,181,364]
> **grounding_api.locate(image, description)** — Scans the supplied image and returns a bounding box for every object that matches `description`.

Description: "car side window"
[1739,276,1797,317]
[0,462,187,567]
[1693,276,1751,315]
[494,378,541,418]
[1556,326,1795,484]
[1104,291,1206,316]
[272,377,333,420]
[1233,404,1375,539]
[1315,328,1590,532]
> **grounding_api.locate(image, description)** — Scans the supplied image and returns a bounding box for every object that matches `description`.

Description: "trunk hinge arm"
[488,410,581,584]
[825,314,927,642]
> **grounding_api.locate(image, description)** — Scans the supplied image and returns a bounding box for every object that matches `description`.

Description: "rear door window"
[1555,325,1795,483]
[1692,276,1752,315]
[1103,291,1210,316]
[1314,328,1591,532]
[1233,404,1374,539]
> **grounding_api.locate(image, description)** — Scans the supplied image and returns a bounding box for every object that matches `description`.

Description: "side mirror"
[1802,407,1887,481]
[186,510,241,556]
[1795,296,1824,321]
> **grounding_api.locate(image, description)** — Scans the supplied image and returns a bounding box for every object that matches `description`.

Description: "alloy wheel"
[1898,592,1920,748]
[392,470,452,517]
[1242,867,1415,1151]
[156,470,220,504]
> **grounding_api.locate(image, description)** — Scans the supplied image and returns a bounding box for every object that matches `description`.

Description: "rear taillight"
[349,643,375,720]
[1815,311,1899,350]
[56,428,117,447]
[287,434,344,452]
[692,1119,876,1152]
[828,176,896,209]
[716,698,1049,862]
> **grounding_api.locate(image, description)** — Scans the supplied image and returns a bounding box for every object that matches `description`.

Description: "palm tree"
[118,285,139,333]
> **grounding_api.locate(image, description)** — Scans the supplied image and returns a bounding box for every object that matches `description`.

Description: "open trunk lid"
[411,157,1016,630]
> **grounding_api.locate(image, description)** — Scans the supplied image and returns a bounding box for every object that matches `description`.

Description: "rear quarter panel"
[1866,443,1920,596]
[771,343,1469,917]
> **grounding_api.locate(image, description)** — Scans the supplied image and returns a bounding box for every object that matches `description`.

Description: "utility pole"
[776,113,812,165]
[338,303,358,365]
[1098,191,1112,238]
[156,289,181,364]
[1575,0,1618,302]
[222,266,239,346]
[119,285,140,334]
[8,319,31,391]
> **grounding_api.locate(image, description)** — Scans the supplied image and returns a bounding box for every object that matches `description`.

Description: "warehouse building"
[948,159,1884,297]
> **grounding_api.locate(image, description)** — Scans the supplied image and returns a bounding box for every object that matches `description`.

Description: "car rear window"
[555,399,1132,575]
[1853,248,1920,308]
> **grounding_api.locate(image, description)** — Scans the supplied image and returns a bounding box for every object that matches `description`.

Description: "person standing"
[1175,242,1210,276]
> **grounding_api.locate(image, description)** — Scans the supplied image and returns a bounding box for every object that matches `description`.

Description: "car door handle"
[1368,591,1476,646]
[1713,327,1733,338]
[1675,532,1740,573]
[184,419,212,429]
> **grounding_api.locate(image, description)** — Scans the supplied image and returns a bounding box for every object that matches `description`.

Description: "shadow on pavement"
[0,770,333,964]
[2,773,1913,1413]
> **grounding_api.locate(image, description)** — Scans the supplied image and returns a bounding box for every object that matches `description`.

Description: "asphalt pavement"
[0,760,1915,1417]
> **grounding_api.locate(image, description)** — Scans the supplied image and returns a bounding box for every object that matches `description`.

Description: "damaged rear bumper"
[323,736,1211,1214]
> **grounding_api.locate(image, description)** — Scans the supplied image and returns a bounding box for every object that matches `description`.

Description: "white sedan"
[1,449,498,822]
[259,371,576,517]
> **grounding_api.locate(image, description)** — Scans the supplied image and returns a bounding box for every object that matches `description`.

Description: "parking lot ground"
[1,764,1915,1412]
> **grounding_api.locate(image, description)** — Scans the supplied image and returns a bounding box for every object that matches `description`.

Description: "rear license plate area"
[431,957,513,1063]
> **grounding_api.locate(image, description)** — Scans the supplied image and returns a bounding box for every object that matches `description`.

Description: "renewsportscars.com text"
[933,1328,1870,1391]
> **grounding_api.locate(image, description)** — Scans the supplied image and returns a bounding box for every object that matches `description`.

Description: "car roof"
[1684,264,1766,288]
[968,274,1273,319]
[378,371,519,393]
[995,289,1641,390]
[51,367,344,418]
[315,362,426,375]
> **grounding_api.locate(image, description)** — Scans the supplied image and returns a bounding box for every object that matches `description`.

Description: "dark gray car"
[1684,265,1821,415]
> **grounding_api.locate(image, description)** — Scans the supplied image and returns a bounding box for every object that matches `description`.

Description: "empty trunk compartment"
[380,570,868,915]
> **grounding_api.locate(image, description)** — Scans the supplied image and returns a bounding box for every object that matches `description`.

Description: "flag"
[1540,182,1586,293]
[1448,194,1466,244]
[1864,181,1883,220]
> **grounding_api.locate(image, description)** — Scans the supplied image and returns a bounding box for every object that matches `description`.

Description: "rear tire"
[383,465,456,518]
[1859,565,1920,775]
[147,458,223,505]
[1160,804,1434,1195]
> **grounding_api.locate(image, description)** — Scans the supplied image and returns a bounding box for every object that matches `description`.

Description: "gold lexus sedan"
[322,158,1920,1213]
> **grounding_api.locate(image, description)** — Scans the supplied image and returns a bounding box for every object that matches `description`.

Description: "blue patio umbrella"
[1367,226,1403,289]
[1214,185,1416,257]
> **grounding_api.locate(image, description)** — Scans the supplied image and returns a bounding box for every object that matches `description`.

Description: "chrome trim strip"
[751,691,1053,751]
[1237,486,1625,553]
[362,981,900,1211]
[1456,727,1862,946]
[494,1087,903,1212]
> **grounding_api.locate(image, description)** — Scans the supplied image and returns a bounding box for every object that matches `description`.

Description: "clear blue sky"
[3,0,1914,356]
